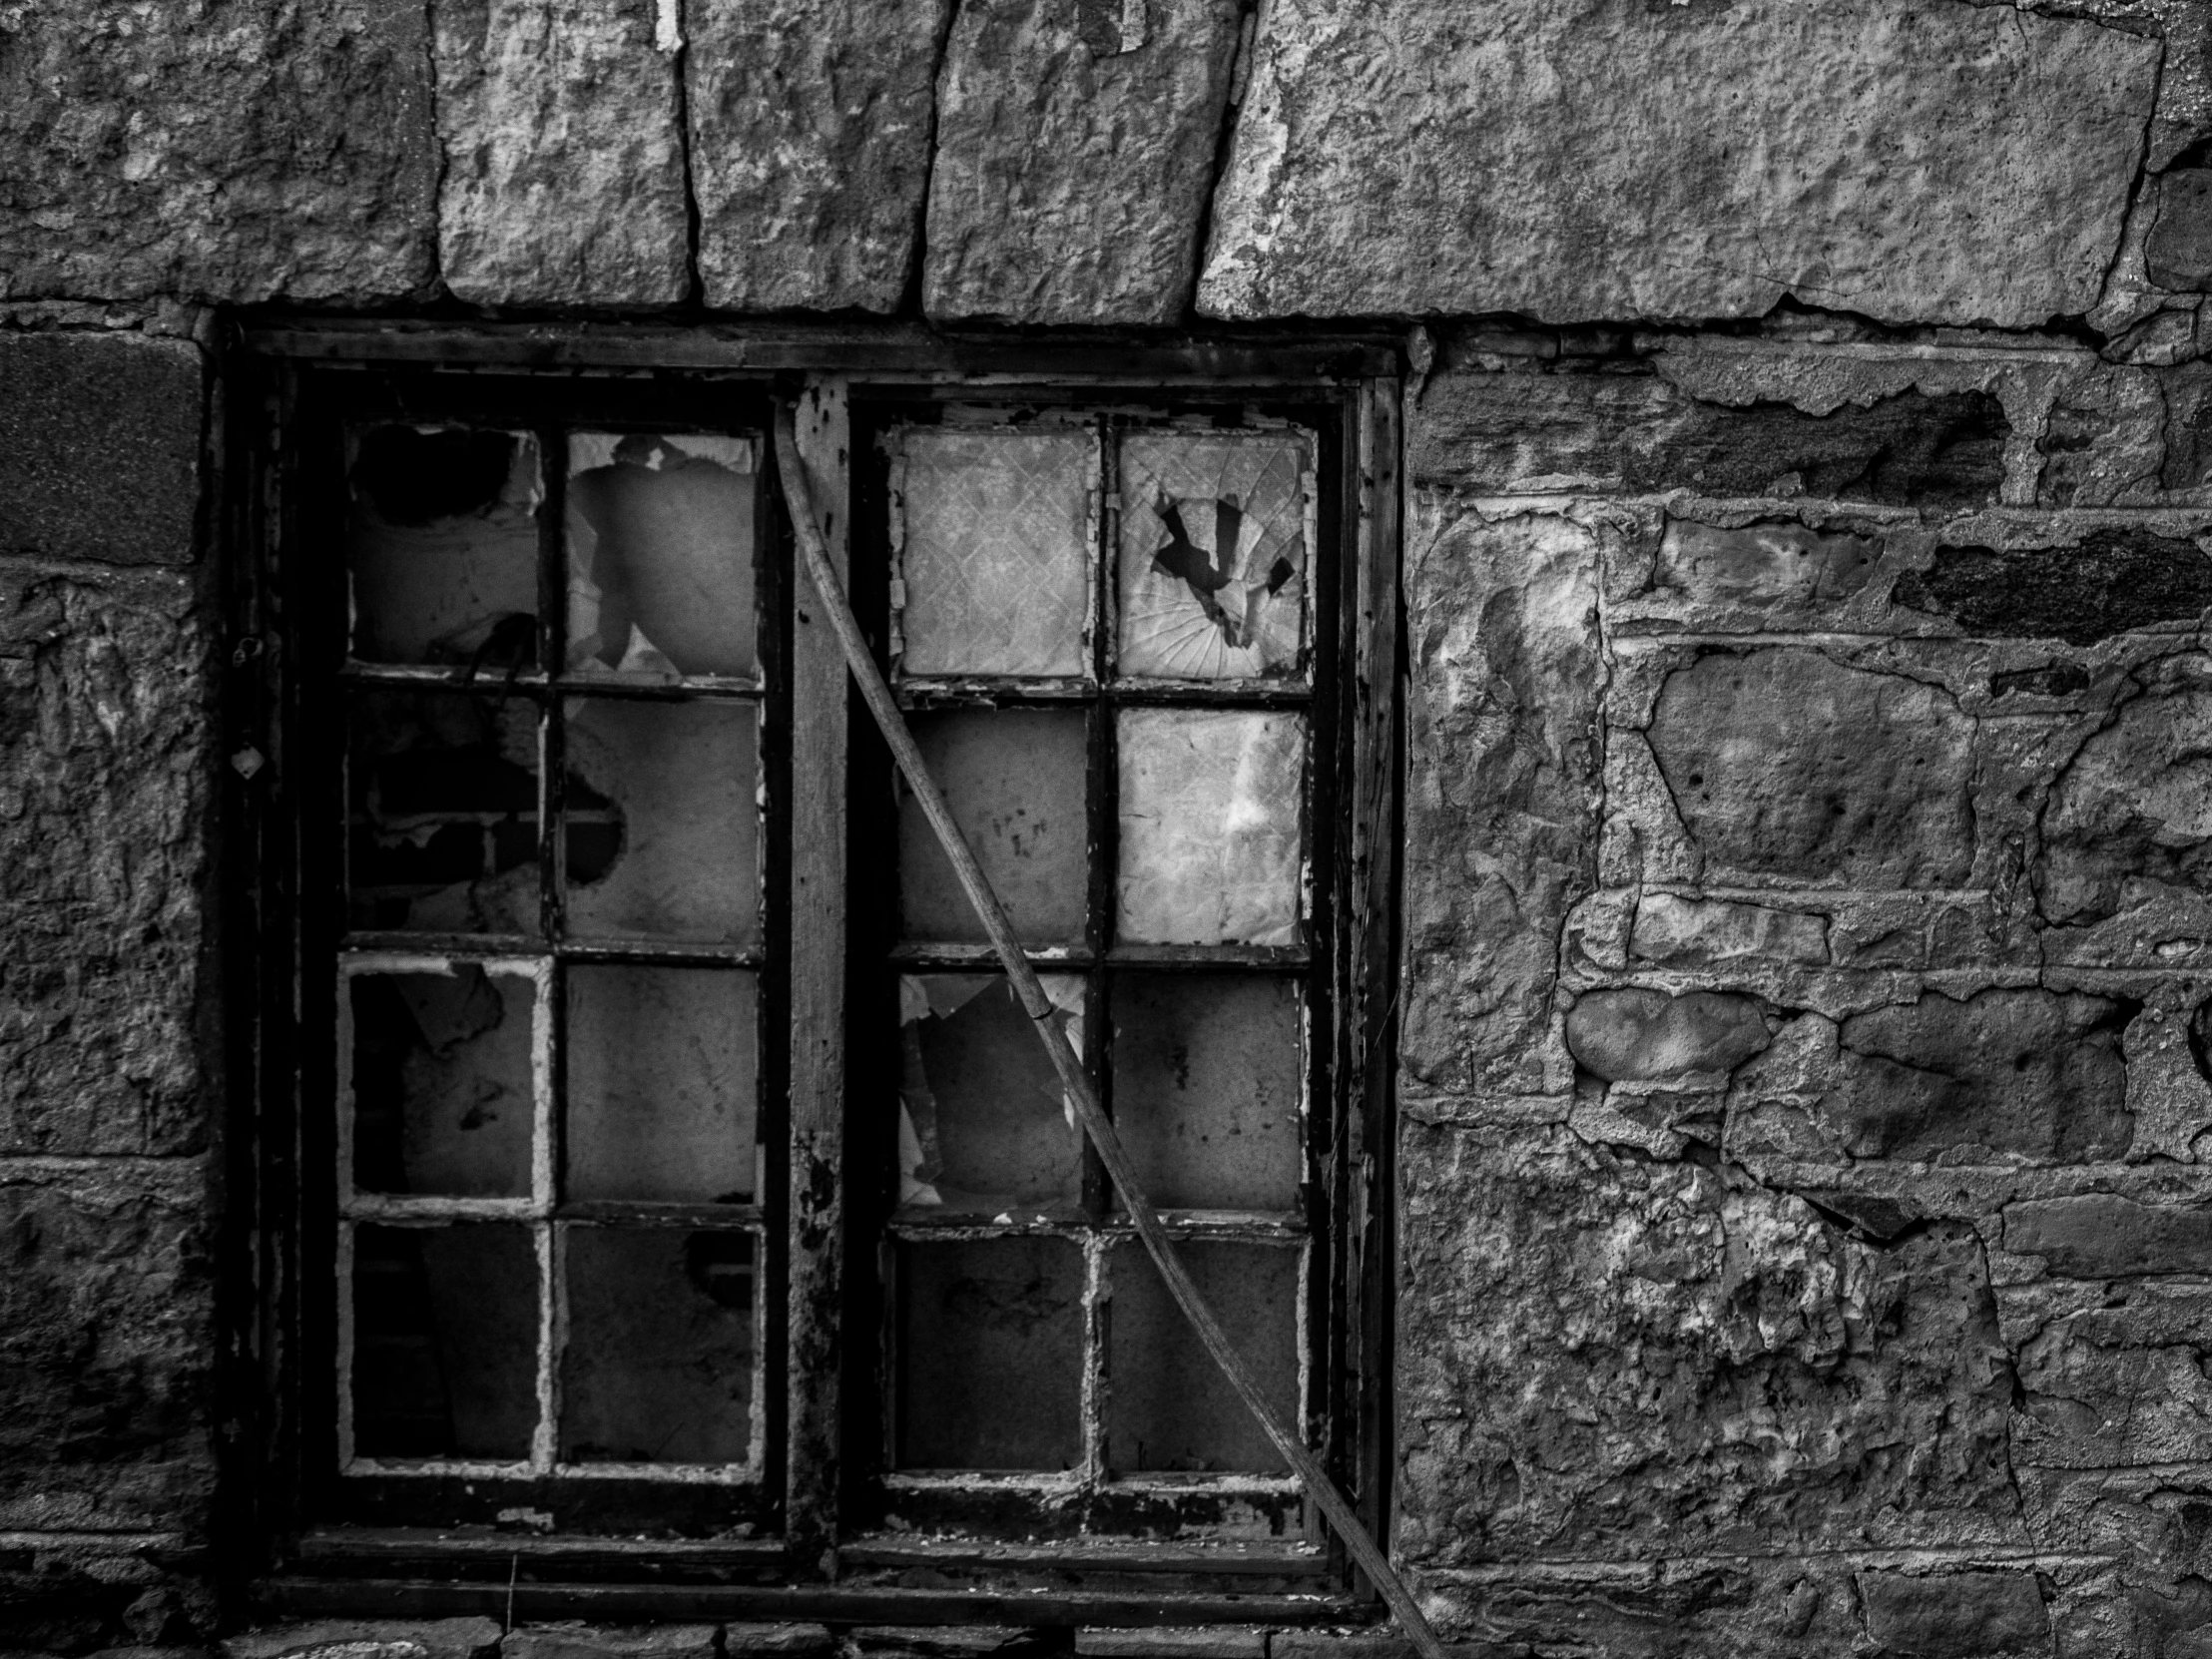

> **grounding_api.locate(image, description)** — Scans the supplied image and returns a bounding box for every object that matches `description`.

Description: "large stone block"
[0,565,211,1156]
[2009,1281,2212,1466]
[1856,1571,2049,1658]
[922,0,1244,324]
[225,1619,503,1659]
[1199,0,2157,326]
[0,1,434,302]
[688,0,950,312]
[0,334,203,567]
[1563,988,1770,1084]
[433,0,689,307]
[1892,529,2212,646]
[2006,1195,2212,1280]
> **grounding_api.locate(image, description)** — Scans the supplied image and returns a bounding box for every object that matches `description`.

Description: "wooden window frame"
[224,324,1404,1625]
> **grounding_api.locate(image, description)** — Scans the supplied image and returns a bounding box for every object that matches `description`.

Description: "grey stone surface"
[2150,170,2212,292]
[433,0,689,307]
[223,1621,502,1659]
[1563,989,1771,1083]
[2006,1196,2212,1280]
[2007,1280,2212,1467]
[0,334,203,566]
[922,0,1244,324]
[504,1627,718,1659]
[0,0,434,303]
[1199,0,2158,326]
[1856,1571,2048,1658]
[689,0,949,312]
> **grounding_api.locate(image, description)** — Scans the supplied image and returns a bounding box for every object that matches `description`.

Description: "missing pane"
[890,427,1095,678]
[567,432,760,680]
[351,1222,539,1461]
[560,1227,756,1465]
[896,1237,1083,1470]
[1118,430,1311,680]
[895,974,1085,1214]
[567,966,758,1204]
[348,690,541,935]
[348,965,537,1199]
[1106,1241,1299,1474]
[347,426,541,669]
[1111,974,1302,1212]
[562,699,760,945]
[899,709,1089,946]
[1115,709,1306,947]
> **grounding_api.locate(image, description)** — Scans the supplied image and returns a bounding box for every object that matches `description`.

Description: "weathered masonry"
[11,1,2212,1657]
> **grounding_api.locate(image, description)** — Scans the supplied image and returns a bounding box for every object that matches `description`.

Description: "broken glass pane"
[1115,709,1306,946]
[899,709,1089,946]
[566,432,760,681]
[351,1222,539,1461]
[561,1227,756,1465]
[890,426,1095,678]
[347,426,541,668]
[1118,430,1312,680]
[348,689,542,935]
[896,1237,1082,1470]
[562,699,759,945]
[349,966,537,1199]
[1111,974,1302,1212]
[567,966,758,1204]
[895,974,1085,1214]
[1106,1241,1298,1474]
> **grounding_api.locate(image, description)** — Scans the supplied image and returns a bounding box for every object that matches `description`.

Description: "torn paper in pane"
[897,1237,1083,1470]
[563,699,759,946]
[889,426,1095,678]
[347,426,541,667]
[347,690,542,935]
[1117,429,1313,680]
[1106,1240,1298,1474]
[1115,708,1306,946]
[566,432,759,680]
[351,1222,539,1460]
[899,708,1089,946]
[567,965,758,1203]
[348,965,536,1198]
[895,973,1085,1213]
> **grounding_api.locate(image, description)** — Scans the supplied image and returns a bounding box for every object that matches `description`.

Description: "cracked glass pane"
[890,426,1095,678]
[560,1227,756,1465]
[347,426,541,668]
[1110,974,1303,1212]
[566,432,760,681]
[351,1222,538,1461]
[898,708,1089,946]
[562,699,759,945]
[897,1237,1083,1470]
[1117,430,1313,680]
[1115,709,1306,946]
[1106,1240,1298,1474]
[349,965,536,1199]
[894,974,1085,1215]
[348,690,542,935]
[567,965,758,1204]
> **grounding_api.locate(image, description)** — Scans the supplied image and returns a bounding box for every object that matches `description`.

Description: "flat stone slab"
[222,1620,502,1659]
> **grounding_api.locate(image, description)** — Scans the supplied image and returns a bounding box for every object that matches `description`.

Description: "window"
[235,333,1400,1608]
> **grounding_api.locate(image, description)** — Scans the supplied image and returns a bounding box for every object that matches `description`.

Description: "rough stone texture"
[1563,989,1771,1083]
[503,1627,719,1659]
[1856,1571,2049,1658]
[1893,530,2212,645]
[688,0,950,312]
[922,0,1244,324]
[2007,1195,2212,1279]
[0,334,204,566]
[1199,0,2158,325]
[0,0,434,302]
[433,0,689,307]
[2151,169,2212,291]
[224,1621,502,1659]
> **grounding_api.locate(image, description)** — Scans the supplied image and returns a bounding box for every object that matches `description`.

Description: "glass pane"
[560,1227,756,1465]
[347,426,541,668]
[568,966,758,1203]
[566,432,759,680]
[1115,709,1305,946]
[897,1237,1083,1470]
[899,709,1089,946]
[348,690,541,935]
[1118,430,1312,680]
[1106,1241,1298,1474]
[563,699,759,945]
[891,427,1095,678]
[1111,974,1302,1212]
[349,966,536,1198]
[351,1222,538,1460]
[895,974,1084,1214]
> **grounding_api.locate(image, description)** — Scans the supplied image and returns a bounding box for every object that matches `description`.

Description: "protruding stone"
[722,1630,832,1659]
[223,1622,501,1659]
[2150,170,2212,291]
[1630,894,1829,968]
[1076,1630,1267,1659]
[923,0,1245,324]
[504,1628,719,1659]
[1564,989,1771,1083]
[1199,0,2159,326]
[1855,1571,2048,1659]
[2039,667,2212,924]
[688,0,950,312]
